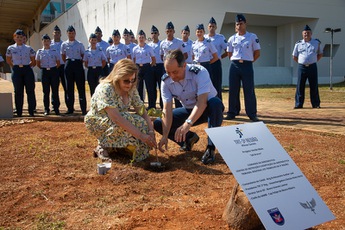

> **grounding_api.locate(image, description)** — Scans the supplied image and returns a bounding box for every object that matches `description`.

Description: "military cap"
[67,25,75,32]
[54,25,61,31]
[129,30,134,36]
[209,17,217,25]
[304,25,312,31]
[151,25,159,33]
[108,37,113,43]
[138,30,145,36]
[95,26,102,33]
[182,25,190,32]
[236,14,246,23]
[123,28,129,35]
[196,24,205,31]
[112,29,120,36]
[166,21,174,30]
[89,33,97,39]
[14,29,25,36]
[42,34,51,40]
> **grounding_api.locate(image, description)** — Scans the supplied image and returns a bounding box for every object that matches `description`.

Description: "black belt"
[232,60,252,64]
[42,67,57,70]
[196,61,210,65]
[88,66,102,69]
[299,63,316,67]
[137,63,150,67]
[13,65,30,68]
[66,59,82,62]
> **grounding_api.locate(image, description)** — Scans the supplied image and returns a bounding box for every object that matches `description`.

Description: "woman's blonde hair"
[101,59,138,93]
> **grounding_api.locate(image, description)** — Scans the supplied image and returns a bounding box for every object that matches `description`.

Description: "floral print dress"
[85,82,151,162]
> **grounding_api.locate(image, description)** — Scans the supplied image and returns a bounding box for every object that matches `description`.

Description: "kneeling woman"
[85,59,157,162]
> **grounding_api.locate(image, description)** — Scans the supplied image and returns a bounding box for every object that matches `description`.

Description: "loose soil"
[0,120,344,229]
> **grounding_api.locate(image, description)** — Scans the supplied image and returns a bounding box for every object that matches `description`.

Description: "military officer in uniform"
[36,34,61,115]
[84,33,107,96]
[148,25,164,109]
[160,21,187,108]
[292,25,323,109]
[108,37,113,46]
[123,28,136,58]
[225,14,261,122]
[51,25,68,109]
[180,25,193,64]
[61,25,87,115]
[205,17,228,100]
[6,29,36,117]
[95,26,110,76]
[154,49,224,165]
[132,30,156,108]
[106,29,131,72]
[192,23,219,79]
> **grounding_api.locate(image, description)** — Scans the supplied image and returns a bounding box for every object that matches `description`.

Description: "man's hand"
[174,122,191,143]
[158,137,169,153]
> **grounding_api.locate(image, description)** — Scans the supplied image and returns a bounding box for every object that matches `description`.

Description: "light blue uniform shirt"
[192,39,217,63]
[61,40,85,60]
[106,43,130,64]
[6,44,36,65]
[227,31,261,61]
[148,40,163,64]
[292,38,323,65]
[160,38,184,60]
[0,54,4,62]
[35,48,60,68]
[96,40,109,57]
[181,39,193,63]
[83,47,106,67]
[161,64,217,109]
[125,43,135,59]
[132,44,155,64]
[204,33,227,59]
[51,40,64,64]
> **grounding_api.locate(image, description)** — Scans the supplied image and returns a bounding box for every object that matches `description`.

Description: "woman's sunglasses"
[122,77,136,85]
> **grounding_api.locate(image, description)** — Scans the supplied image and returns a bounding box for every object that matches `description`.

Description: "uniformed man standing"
[180,25,193,64]
[192,23,219,79]
[6,29,36,117]
[123,28,136,58]
[106,29,131,72]
[36,34,61,115]
[83,33,107,96]
[292,25,323,109]
[95,26,110,76]
[61,25,87,115]
[160,21,187,108]
[51,25,67,110]
[132,30,156,108]
[154,49,224,165]
[108,37,113,46]
[225,14,261,122]
[148,25,164,109]
[205,17,228,100]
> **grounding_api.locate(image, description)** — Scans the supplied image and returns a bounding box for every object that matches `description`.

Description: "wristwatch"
[185,119,193,125]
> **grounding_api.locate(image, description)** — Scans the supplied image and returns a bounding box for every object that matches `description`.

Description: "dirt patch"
[0,120,344,229]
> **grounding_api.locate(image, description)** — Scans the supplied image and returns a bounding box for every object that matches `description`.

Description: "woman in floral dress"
[85,59,157,162]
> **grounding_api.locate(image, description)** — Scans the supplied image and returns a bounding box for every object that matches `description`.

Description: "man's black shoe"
[54,110,60,115]
[313,106,321,108]
[201,148,215,164]
[44,110,50,116]
[293,106,303,109]
[65,110,74,115]
[179,133,200,152]
[250,116,260,122]
[224,115,235,120]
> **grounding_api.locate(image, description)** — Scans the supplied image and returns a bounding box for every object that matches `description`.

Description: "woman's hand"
[141,133,157,148]
[158,137,168,153]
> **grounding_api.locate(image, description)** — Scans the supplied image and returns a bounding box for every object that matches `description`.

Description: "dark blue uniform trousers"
[65,60,86,113]
[11,65,36,116]
[41,67,60,112]
[53,64,67,108]
[210,59,223,101]
[154,97,224,149]
[295,63,320,108]
[137,64,155,109]
[151,63,164,109]
[227,61,257,118]
[87,66,103,96]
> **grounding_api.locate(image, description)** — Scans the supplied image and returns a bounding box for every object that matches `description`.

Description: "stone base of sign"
[0,93,13,118]
[223,182,264,230]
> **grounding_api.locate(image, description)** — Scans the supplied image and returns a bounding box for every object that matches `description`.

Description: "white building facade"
[30,0,345,86]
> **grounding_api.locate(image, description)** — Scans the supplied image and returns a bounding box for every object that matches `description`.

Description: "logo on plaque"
[267,207,285,226]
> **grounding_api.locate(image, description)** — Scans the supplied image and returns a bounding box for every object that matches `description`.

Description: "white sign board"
[205,122,335,230]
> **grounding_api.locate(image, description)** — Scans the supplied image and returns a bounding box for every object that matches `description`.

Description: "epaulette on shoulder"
[162,73,169,81]
[182,43,186,48]
[206,38,211,43]
[99,47,103,51]
[189,65,201,74]
[315,38,321,43]
[296,40,302,44]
